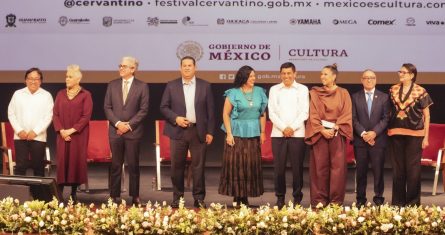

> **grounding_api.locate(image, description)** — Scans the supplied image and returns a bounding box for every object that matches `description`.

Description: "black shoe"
[132,197,141,206]
[239,197,249,207]
[194,200,206,208]
[70,194,78,204]
[110,197,119,204]
[170,200,179,208]
[293,198,302,206]
[356,201,366,208]
[276,198,285,209]
[373,197,384,206]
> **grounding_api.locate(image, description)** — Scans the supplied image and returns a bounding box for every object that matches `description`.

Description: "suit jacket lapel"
[360,91,370,118]
[177,79,187,113]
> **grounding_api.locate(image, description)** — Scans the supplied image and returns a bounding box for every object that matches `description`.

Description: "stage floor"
[57,165,445,208]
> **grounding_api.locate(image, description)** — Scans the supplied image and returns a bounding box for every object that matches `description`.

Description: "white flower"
[142,221,149,228]
[357,217,365,223]
[405,221,411,227]
[281,231,287,235]
[282,216,288,223]
[59,202,64,208]
[144,211,149,217]
[424,217,430,223]
[40,210,46,217]
[61,220,67,225]
[344,206,350,212]
[394,215,402,222]
[39,220,45,227]
[432,221,438,227]
[338,214,346,219]
[24,216,31,223]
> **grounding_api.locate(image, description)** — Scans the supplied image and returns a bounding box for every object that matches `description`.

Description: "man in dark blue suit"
[352,69,390,207]
[160,56,215,208]
[104,56,149,205]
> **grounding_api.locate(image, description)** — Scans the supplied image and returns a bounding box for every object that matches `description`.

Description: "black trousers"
[271,137,306,203]
[109,138,140,198]
[354,146,385,205]
[389,135,423,207]
[14,140,46,176]
[170,126,207,202]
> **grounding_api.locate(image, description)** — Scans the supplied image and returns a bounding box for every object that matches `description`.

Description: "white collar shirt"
[182,76,196,123]
[7,87,54,142]
[268,81,309,137]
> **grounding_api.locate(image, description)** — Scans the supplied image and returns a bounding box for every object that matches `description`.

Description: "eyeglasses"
[362,76,376,80]
[26,78,41,82]
[119,64,134,69]
[397,71,411,75]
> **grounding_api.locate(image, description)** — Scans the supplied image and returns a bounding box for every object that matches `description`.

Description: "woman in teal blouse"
[218,65,268,206]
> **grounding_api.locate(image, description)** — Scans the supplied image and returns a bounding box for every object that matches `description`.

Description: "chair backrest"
[87,120,111,162]
[422,123,445,162]
[156,120,171,161]
[261,121,274,163]
[1,122,16,161]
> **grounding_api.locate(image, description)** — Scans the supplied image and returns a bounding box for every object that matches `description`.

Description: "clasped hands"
[362,131,376,146]
[321,125,339,139]
[60,128,76,141]
[116,122,131,135]
[17,130,38,141]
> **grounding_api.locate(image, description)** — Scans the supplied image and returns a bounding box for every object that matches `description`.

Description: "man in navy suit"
[160,56,215,208]
[352,69,390,207]
[104,56,149,205]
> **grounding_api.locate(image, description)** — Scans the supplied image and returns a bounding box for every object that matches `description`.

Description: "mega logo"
[333,19,357,25]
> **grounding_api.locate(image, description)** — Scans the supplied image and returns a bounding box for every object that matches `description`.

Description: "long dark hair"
[233,65,254,88]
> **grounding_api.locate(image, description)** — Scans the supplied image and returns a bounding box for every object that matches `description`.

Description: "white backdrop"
[1,0,445,72]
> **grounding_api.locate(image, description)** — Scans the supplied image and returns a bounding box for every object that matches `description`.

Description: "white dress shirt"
[364,88,375,102]
[7,87,54,142]
[115,76,134,129]
[183,76,196,123]
[268,81,309,137]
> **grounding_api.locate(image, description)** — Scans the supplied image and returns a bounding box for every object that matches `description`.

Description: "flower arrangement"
[1,197,445,234]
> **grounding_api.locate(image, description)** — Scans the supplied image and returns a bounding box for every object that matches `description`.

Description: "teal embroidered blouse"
[221,86,268,138]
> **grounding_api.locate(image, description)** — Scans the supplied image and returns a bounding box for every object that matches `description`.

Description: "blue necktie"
[366,92,372,117]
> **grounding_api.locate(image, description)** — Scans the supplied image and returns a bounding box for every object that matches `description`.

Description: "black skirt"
[218,136,264,197]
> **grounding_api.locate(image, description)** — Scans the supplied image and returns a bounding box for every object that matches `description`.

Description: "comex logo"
[5,14,16,27]
[65,0,75,8]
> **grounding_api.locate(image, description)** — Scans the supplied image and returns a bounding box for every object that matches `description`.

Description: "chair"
[1,122,51,176]
[155,120,192,191]
[260,121,274,164]
[84,120,125,192]
[420,123,445,195]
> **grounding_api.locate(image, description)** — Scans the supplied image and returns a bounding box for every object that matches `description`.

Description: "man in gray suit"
[104,56,149,205]
[160,56,215,208]
[352,69,390,207]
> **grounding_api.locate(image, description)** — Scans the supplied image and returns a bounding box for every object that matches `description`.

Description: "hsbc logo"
[368,19,396,25]
[332,19,357,25]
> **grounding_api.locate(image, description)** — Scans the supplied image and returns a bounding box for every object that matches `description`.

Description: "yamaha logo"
[289,18,321,25]
[176,41,204,61]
